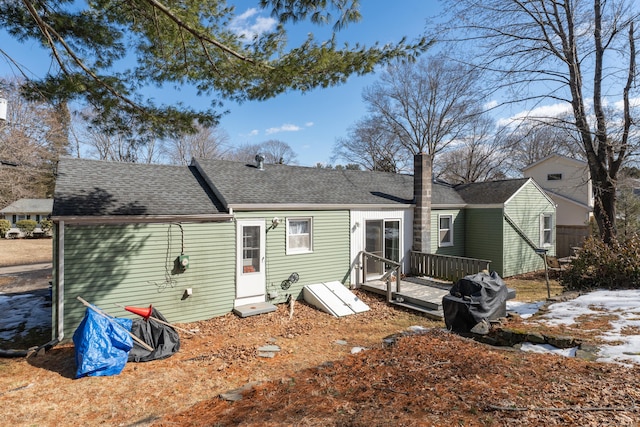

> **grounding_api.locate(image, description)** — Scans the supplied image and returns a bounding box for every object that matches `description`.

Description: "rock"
[470,320,490,335]
[547,335,579,349]
[526,332,546,344]
[220,382,261,402]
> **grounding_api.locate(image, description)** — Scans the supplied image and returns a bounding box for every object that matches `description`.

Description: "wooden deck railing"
[409,251,491,283]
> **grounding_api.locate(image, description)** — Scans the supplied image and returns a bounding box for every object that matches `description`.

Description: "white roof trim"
[543,189,592,211]
[230,203,469,211]
[229,203,414,211]
[50,214,233,224]
[460,204,505,209]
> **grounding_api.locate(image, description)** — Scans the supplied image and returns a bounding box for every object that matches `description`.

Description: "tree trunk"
[591,170,617,244]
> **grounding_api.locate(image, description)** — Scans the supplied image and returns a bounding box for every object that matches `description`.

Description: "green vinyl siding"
[56,221,235,339]
[431,209,465,256]
[503,181,556,276]
[464,208,503,276]
[236,210,350,304]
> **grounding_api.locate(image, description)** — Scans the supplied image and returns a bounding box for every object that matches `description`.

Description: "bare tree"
[434,116,506,184]
[440,0,639,244]
[225,143,265,164]
[0,78,69,205]
[362,55,485,163]
[164,123,229,165]
[500,118,584,173]
[82,130,139,162]
[226,140,297,165]
[260,139,297,165]
[332,116,411,173]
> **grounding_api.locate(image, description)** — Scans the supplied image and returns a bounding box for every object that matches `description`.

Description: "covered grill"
[442,271,514,333]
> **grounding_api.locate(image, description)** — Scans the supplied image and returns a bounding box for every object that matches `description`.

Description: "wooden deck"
[360,276,452,320]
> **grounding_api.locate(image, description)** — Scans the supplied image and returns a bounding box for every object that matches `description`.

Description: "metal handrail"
[360,251,401,302]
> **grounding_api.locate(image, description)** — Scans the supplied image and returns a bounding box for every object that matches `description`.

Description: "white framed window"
[540,213,553,247]
[287,217,312,254]
[438,214,453,247]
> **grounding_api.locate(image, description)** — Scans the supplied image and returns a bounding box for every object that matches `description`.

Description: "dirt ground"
[1,239,639,426]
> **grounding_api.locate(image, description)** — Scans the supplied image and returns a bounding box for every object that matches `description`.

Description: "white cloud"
[265,123,302,134]
[484,100,499,110]
[230,8,277,42]
[248,129,259,136]
[305,122,314,127]
[497,102,572,127]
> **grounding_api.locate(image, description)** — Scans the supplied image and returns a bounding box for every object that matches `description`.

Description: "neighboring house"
[523,154,593,256]
[0,198,53,238]
[51,156,555,340]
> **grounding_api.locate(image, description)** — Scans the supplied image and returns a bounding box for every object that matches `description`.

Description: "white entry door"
[235,220,266,306]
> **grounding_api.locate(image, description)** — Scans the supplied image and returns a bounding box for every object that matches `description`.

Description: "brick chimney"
[413,153,432,253]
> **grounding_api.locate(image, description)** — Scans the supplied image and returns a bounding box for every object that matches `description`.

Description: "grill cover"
[442,271,508,333]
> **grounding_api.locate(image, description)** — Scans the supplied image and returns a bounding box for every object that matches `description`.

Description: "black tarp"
[128,308,180,362]
[442,271,509,333]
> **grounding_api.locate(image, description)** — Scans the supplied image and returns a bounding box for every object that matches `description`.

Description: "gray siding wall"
[431,209,465,256]
[57,221,235,338]
[464,208,504,276]
[503,182,556,276]
[236,210,351,304]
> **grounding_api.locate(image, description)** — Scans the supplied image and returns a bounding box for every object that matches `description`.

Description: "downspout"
[56,220,65,341]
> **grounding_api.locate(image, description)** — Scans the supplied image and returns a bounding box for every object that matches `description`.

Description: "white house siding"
[523,155,593,219]
[349,209,412,286]
[503,181,556,277]
[56,221,236,339]
[236,210,351,304]
[553,196,590,226]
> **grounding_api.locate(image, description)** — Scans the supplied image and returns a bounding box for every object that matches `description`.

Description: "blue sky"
[216,1,443,166]
[0,1,442,167]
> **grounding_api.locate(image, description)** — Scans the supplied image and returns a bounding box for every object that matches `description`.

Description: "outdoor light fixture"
[272,217,280,228]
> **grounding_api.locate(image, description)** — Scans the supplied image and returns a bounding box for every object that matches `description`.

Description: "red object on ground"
[125,305,153,320]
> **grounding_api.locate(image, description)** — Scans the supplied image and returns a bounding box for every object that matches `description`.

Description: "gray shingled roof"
[453,178,530,205]
[0,198,53,213]
[52,158,515,218]
[193,158,465,207]
[53,157,226,217]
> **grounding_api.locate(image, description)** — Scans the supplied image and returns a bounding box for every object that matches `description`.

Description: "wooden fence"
[556,225,589,258]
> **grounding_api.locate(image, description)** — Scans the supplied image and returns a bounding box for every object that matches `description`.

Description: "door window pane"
[242,225,260,273]
[365,220,383,275]
[384,220,400,266]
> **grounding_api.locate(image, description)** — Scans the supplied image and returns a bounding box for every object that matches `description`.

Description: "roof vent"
[255,154,265,170]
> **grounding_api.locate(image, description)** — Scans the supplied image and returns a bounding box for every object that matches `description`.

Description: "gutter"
[49,214,234,225]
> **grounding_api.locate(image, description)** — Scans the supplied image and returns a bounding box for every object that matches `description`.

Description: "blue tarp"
[73,308,133,378]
